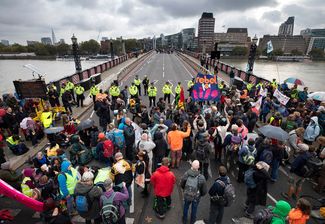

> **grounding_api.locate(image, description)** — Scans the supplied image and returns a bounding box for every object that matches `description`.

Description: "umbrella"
[258,125,289,142]
[308,92,325,102]
[284,77,305,86]
[77,119,95,131]
[44,126,64,134]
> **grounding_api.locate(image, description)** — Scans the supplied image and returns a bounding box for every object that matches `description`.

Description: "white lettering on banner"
[273,89,290,105]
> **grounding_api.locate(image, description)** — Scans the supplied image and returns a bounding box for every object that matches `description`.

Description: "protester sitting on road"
[288,127,305,154]
[303,116,320,145]
[180,160,207,224]
[46,141,60,158]
[21,167,37,197]
[33,152,50,171]
[150,157,176,219]
[288,198,311,224]
[0,162,22,190]
[270,200,292,224]
[6,134,29,155]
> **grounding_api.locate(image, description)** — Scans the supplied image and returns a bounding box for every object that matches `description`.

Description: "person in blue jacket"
[303,116,320,145]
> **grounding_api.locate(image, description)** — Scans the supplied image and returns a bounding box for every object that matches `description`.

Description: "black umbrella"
[77,119,95,131]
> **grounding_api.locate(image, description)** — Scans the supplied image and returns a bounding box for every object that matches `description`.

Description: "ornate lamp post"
[71,34,82,72]
[110,38,114,59]
[247,35,258,75]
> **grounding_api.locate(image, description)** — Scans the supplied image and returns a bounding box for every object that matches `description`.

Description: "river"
[222,59,325,92]
[0,59,107,95]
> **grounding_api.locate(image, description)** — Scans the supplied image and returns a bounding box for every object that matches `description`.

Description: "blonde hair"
[295,127,305,137]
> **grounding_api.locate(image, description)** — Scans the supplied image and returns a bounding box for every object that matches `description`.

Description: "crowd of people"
[0,60,325,224]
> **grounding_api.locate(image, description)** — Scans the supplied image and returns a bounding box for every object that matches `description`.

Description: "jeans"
[66,195,75,215]
[183,199,199,224]
[271,159,280,181]
[208,202,224,224]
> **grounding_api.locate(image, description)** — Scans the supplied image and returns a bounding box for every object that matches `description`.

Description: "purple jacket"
[100,186,129,217]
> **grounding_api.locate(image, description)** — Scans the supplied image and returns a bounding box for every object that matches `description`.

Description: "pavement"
[1,52,324,224]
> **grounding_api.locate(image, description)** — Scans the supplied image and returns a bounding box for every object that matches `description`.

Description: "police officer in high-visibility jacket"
[129,82,138,99]
[187,78,195,95]
[134,75,142,96]
[90,83,99,104]
[65,80,75,102]
[271,79,278,92]
[162,81,172,104]
[60,83,66,97]
[148,82,157,107]
[74,84,85,107]
[218,81,225,90]
[175,82,182,101]
[40,108,53,128]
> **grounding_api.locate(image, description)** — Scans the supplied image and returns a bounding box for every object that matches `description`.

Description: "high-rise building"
[51,28,57,45]
[301,28,325,54]
[258,35,306,55]
[278,16,295,36]
[1,40,9,46]
[58,39,65,44]
[181,28,195,49]
[41,37,52,45]
[198,12,215,53]
[102,37,109,41]
[214,28,250,54]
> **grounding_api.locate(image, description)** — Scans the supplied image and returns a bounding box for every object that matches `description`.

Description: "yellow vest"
[60,168,78,196]
[148,86,157,97]
[90,86,99,96]
[162,84,172,94]
[74,86,84,95]
[6,136,19,146]
[271,81,278,89]
[175,85,181,94]
[129,85,138,96]
[218,83,224,89]
[247,83,254,91]
[41,111,53,128]
[65,82,74,91]
[94,168,111,184]
[21,177,33,197]
[134,78,141,86]
[110,86,120,97]
[187,81,194,88]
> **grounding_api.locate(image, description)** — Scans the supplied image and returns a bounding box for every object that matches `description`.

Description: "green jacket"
[271,200,291,224]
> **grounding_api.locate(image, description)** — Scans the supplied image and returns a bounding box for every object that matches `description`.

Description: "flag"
[267,40,273,54]
[250,96,263,115]
[178,87,185,109]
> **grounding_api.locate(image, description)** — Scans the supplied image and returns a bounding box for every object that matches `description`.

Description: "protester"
[288,198,311,224]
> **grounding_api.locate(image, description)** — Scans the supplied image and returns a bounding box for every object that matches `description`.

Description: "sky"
[1,0,325,45]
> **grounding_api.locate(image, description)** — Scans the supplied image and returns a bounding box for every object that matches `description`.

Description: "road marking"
[163,71,165,78]
[130,180,134,213]
[90,110,94,118]
[153,80,159,84]
[174,54,193,78]
[279,166,289,177]
[267,193,278,204]
[163,54,165,78]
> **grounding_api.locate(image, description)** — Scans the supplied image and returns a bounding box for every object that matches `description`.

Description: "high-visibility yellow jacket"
[134,78,141,86]
[129,85,138,96]
[41,111,53,128]
[60,87,65,96]
[148,86,157,97]
[247,83,254,91]
[6,136,19,146]
[175,84,181,94]
[60,168,78,196]
[109,86,120,97]
[65,82,74,91]
[74,86,85,95]
[187,80,194,89]
[162,84,172,94]
[218,83,224,89]
[21,177,33,197]
[90,86,99,96]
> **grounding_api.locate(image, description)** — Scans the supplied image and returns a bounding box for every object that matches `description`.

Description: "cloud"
[262,10,283,23]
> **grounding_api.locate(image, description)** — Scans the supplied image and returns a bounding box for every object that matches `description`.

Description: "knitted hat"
[272,200,291,218]
[297,143,309,152]
[23,168,35,177]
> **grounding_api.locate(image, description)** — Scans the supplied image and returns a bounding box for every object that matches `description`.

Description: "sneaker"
[244,211,254,219]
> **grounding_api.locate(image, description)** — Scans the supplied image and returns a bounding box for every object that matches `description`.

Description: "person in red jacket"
[150,157,176,219]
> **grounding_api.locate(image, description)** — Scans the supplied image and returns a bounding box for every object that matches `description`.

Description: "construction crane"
[96,29,101,41]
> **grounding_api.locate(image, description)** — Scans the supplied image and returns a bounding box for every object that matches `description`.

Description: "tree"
[273,48,284,56]
[309,48,324,59]
[291,49,303,56]
[80,39,100,55]
[125,39,138,52]
[56,43,70,56]
[33,43,50,56]
[231,46,248,56]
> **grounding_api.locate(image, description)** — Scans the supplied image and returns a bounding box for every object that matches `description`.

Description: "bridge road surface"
[1,52,323,224]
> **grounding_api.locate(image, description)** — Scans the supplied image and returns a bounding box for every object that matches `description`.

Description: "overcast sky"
[1,0,325,45]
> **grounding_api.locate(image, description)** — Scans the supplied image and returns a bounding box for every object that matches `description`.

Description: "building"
[278,16,295,36]
[300,28,325,54]
[41,37,52,45]
[198,12,215,53]
[26,40,39,46]
[51,28,57,45]
[58,39,65,44]
[181,28,195,50]
[214,28,250,54]
[1,40,9,46]
[100,39,110,54]
[258,35,307,55]
[102,37,109,41]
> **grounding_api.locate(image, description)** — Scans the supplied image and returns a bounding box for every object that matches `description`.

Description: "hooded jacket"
[150,165,176,197]
[288,207,310,224]
[58,161,78,198]
[271,200,291,224]
[195,138,211,163]
[153,132,168,158]
[304,116,320,142]
[180,168,207,199]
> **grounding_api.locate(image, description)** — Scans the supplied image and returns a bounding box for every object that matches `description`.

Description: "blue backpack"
[75,187,92,213]
[113,131,125,150]
[244,169,256,189]
[260,149,273,165]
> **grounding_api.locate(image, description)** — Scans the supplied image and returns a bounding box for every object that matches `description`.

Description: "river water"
[0,59,106,95]
[222,59,325,92]
[0,59,324,95]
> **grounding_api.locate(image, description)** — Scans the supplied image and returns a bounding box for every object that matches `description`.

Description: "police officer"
[175,82,182,101]
[109,83,120,109]
[246,82,254,92]
[90,83,99,104]
[218,81,225,90]
[162,81,172,104]
[187,78,195,95]
[142,75,150,96]
[60,83,66,97]
[129,82,138,99]
[74,84,85,107]
[134,75,142,96]
[271,78,278,91]
[65,80,75,102]
[148,82,157,107]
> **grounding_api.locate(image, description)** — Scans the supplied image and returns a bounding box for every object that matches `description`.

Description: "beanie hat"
[98,132,105,140]
[272,200,291,218]
[82,171,94,182]
[23,168,35,177]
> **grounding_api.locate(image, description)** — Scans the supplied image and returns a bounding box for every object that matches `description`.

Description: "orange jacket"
[288,208,309,224]
[167,127,191,151]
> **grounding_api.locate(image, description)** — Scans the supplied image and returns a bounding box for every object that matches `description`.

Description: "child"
[288,198,311,224]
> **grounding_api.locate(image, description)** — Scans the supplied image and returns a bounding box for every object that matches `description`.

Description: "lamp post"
[110,39,114,59]
[71,34,82,72]
[247,35,258,75]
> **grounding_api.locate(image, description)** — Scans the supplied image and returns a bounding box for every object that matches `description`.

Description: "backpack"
[101,192,120,224]
[216,180,235,207]
[253,207,277,224]
[183,175,200,202]
[103,140,114,158]
[242,146,256,165]
[244,168,256,189]
[302,156,323,177]
[113,131,125,150]
[75,187,92,213]
[124,125,135,138]
[195,144,207,161]
[260,149,273,165]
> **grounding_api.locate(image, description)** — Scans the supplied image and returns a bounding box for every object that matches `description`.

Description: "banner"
[250,96,263,115]
[273,88,290,105]
[191,73,220,102]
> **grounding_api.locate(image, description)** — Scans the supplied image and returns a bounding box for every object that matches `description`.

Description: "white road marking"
[163,71,165,78]
[153,80,159,84]
[90,110,94,118]
[130,174,135,213]
[267,193,278,204]
[126,218,135,224]
[174,54,194,78]
[279,166,289,177]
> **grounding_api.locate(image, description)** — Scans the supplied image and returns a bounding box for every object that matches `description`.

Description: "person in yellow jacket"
[21,168,36,197]
[162,81,173,104]
[90,83,99,104]
[175,82,182,101]
[74,84,85,107]
[246,82,254,92]
[271,78,278,92]
[109,83,121,99]
[60,83,66,97]
[6,135,29,155]
[148,82,157,107]
[129,82,138,99]
[218,81,225,90]
[187,78,195,95]
[40,108,53,128]
[134,75,142,96]
[65,80,75,102]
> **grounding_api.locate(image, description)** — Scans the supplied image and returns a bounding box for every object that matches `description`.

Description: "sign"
[13,79,47,99]
[273,88,290,105]
[191,73,220,102]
